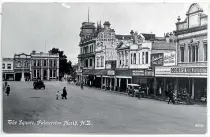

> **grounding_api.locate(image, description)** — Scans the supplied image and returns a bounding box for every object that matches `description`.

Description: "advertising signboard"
[132,70,145,76]
[151,53,164,66]
[107,70,115,76]
[164,51,176,66]
[171,67,207,73]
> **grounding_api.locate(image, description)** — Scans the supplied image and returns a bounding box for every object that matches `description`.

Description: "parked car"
[33,80,45,89]
[135,83,147,97]
[127,84,141,97]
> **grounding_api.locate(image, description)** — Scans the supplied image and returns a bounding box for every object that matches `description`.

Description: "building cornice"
[78,53,95,58]
[79,39,96,46]
[174,25,207,36]
[177,32,207,41]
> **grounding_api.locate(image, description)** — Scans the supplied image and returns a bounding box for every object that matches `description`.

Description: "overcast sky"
[1,2,209,64]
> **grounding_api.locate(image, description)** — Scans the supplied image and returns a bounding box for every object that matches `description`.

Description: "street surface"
[3,81,207,134]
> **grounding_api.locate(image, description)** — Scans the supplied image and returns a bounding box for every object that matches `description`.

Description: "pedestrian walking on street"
[81,81,84,90]
[62,87,67,99]
[168,91,175,104]
[5,85,10,96]
[56,91,60,100]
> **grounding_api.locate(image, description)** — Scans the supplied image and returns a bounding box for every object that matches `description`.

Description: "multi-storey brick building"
[30,50,59,81]
[77,21,98,85]
[114,31,155,92]
[154,3,207,100]
[173,3,207,100]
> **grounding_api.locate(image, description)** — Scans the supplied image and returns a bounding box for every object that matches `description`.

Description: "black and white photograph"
[1,0,209,135]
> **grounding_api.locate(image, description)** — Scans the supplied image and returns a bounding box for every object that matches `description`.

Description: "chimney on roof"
[32,50,36,54]
[134,31,138,43]
[130,30,134,35]
[165,33,170,43]
[103,21,111,30]
[177,16,181,22]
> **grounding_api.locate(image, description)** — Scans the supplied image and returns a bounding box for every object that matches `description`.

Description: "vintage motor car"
[127,84,140,97]
[127,84,146,98]
[136,83,147,97]
[33,80,45,89]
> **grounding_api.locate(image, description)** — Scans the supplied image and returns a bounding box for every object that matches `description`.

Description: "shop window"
[146,52,148,64]
[180,47,184,62]
[204,44,207,61]
[133,53,136,64]
[2,63,5,69]
[7,64,11,69]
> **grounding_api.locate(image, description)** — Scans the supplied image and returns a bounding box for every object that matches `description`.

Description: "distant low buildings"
[2,50,59,81]
[2,58,14,81]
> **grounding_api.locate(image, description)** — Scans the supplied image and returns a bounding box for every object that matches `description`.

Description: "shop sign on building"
[164,51,176,66]
[151,53,164,66]
[107,70,115,75]
[145,70,154,76]
[171,67,207,73]
[132,70,145,76]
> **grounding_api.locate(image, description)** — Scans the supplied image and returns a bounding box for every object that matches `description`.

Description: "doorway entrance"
[43,69,47,80]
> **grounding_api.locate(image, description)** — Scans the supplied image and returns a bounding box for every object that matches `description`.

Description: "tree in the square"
[49,48,73,80]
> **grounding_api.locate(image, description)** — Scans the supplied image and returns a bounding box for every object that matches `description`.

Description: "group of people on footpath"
[3,81,10,96]
[56,87,67,100]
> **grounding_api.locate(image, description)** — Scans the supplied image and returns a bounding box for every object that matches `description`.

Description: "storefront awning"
[115,69,132,77]
[83,69,101,75]
[95,69,108,76]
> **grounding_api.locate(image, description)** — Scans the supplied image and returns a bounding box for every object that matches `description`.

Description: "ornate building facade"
[13,53,31,81]
[173,3,207,100]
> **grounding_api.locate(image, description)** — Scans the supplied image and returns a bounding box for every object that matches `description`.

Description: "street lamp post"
[153,66,156,96]
[21,60,25,82]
